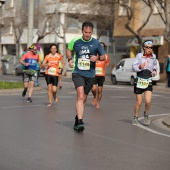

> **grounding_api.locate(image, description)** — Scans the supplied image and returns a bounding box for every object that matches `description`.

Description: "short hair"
[50,43,57,49]
[82,21,94,31]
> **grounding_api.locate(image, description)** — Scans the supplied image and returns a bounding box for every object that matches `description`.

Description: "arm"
[66,48,73,68]
[20,55,29,67]
[105,54,110,67]
[132,54,143,72]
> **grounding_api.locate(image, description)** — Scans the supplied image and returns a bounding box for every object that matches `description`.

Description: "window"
[118,0,131,16]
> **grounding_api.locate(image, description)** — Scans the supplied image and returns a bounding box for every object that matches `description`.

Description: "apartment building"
[0,0,114,74]
[114,0,170,81]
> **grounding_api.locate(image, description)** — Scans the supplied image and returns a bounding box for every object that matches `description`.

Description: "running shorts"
[24,73,36,82]
[45,74,59,86]
[134,82,153,94]
[72,73,95,95]
[93,76,105,86]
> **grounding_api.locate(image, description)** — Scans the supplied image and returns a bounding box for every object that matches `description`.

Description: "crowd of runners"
[20,21,157,133]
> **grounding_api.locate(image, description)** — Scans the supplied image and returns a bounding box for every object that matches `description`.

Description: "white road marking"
[2,104,44,109]
[137,113,170,138]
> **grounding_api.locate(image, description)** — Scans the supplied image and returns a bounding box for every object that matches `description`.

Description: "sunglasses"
[145,46,153,49]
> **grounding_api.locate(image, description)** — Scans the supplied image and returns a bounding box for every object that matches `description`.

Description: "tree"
[115,0,154,51]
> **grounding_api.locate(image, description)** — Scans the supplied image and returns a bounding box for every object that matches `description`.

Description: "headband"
[144,41,153,45]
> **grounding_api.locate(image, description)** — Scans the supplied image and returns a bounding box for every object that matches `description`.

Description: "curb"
[0,86,43,94]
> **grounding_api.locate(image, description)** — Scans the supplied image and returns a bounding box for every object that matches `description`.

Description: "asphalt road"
[0,74,170,170]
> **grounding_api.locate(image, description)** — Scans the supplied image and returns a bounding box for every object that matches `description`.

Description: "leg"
[52,85,59,103]
[96,86,103,108]
[134,94,143,118]
[76,86,86,120]
[144,90,152,113]
[47,84,53,106]
[143,90,152,125]
[91,84,97,105]
[28,80,34,98]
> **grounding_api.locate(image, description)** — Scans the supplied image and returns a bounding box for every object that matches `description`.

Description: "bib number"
[95,67,102,75]
[78,58,90,70]
[48,67,57,75]
[136,78,149,89]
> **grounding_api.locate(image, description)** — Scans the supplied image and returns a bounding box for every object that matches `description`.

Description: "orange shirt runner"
[95,54,110,76]
[44,53,63,76]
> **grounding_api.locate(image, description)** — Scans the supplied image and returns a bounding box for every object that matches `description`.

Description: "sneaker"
[22,89,27,97]
[27,97,32,103]
[132,117,139,125]
[74,119,84,132]
[74,123,84,132]
[143,112,151,125]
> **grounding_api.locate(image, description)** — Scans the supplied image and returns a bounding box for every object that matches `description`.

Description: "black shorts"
[45,74,59,86]
[93,76,105,86]
[72,73,95,95]
[134,82,153,94]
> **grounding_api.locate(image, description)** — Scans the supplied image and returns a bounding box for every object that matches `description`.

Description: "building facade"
[114,0,170,81]
[0,0,114,74]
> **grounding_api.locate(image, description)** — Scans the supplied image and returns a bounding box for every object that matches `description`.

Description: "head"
[82,21,94,41]
[29,44,37,55]
[100,42,106,50]
[143,40,153,54]
[50,44,57,54]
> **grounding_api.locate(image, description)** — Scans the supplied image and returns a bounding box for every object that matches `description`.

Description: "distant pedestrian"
[166,55,170,88]
[41,44,63,107]
[91,42,110,108]
[132,40,157,126]
[20,44,41,102]
[58,57,65,89]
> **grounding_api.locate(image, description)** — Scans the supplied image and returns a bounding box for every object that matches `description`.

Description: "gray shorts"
[23,73,36,82]
[72,73,95,95]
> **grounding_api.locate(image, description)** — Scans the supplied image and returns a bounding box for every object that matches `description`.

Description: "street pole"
[27,0,34,48]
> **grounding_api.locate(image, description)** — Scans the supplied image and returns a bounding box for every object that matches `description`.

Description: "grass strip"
[0,81,23,89]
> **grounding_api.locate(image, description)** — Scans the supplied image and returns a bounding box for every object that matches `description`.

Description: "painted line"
[137,113,170,138]
[2,104,44,109]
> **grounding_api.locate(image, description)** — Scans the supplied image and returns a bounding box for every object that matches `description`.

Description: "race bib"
[48,67,57,75]
[95,67,103,75]
[78,58,90,70]
[136,78,149,89]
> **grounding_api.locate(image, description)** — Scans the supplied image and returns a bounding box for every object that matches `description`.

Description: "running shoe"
[132,117,139,125]
[143,112,151,125]
[74,123,84,132]
[22,89,27,97]
[27,97,32,103]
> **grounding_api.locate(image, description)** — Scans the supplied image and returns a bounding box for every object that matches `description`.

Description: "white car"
[111,58,160,85]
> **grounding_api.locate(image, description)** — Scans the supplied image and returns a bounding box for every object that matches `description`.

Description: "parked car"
[111,58,160,85]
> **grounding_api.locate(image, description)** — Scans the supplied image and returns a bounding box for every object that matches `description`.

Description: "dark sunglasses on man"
[145,46,153,49]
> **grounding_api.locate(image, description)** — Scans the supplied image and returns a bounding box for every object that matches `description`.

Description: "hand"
[140,62,145,68]
[152,70,157,76]
[25,63,29,66]
[68,59,73,68]
[90,55,98,62]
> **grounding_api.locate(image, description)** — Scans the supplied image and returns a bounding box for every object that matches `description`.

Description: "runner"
[58,57,65,89]
[41,44,63,107]
[20,44,40,102]
[132,40,157,126]
[66,21,106,132]
[91,42,110,108]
